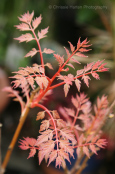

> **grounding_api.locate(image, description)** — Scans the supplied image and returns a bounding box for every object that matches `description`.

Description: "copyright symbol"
[49,5,52,9]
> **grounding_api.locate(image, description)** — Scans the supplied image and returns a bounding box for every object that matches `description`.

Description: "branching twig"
[1,88,39,173]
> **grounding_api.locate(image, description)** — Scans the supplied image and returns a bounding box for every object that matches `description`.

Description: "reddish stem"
[50,48,79,83]
[49,70,99,90]
[71,109,79,130]
[29,25,45,73]
[31,103,59,150]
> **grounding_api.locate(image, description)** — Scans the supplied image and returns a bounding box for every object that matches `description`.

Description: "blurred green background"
[0,0,115,174]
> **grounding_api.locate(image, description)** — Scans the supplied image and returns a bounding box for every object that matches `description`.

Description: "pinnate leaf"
[42,76,49,88]
[56,156,64,168]
[92,60,104,70]
[64,108,75,117]
[92,72,100,80]
[64,47,70,57]
[81,38,89,46]
[77,69,84,76]
[45,63,53,70]
[68,41,75,52]
[77,37,81,50]
[71,58,81,64]
[48,150,57,166]
[18,11,34,23]
[52,110,60,119]
[14,33,34,43]
[35,76,43,88]
[25,48,38,57]
[32,15,42,29]
[53,54,64,66]
[40,120,50,131]
[79,48,91,52]
[24,137,37,146]
[64,84,70,97]
[57,119,66,128]
[89,144,97,154]
[75,79,81,92]
[36,111,45,120]
[75,52,87,58]
[82,75,91,87]
[67,63,75,69]
[27,148,36,159]
[43,48,55,54]
[27,76,34,89]
[38,27,49,40]
[84,62,94,72]
[15,23,30,31]
[76,147,81,158]
[83,146,90,158]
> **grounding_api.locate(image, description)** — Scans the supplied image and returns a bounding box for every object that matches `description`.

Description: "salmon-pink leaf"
[92,72,100,80]
[75,52,88,57]
[71,58,81,64]
[15,23,30,31]
[77,69,84,76]
[98,63,107,70]
[67,63,75,69]
[76,147,81,158]
[64,47,70,57]
[40,120,50,131]
[18,11,34,23]
[19,145,29,150]
[83,146,90,158]
[27,76,34,89]
[35,76,43,88]
[36,111,45,121]
[64,83,70,97]
[43,48,55,54]
[32,15,42,29]
[53,54,64,66]
[48,151,57,166]
[38,27,49,40]
[14,33,34,43]
[68,41,75,52]
[81,38,90,46]
[42,77,48,88]
[92,60,104,70]
[24,137,37,146]
[27,148,36,159]
[84,62,94,72]
[75,79,81,92]
[38,150,45,165]
[82,75,91,87]
[25,48,38,57]
[45,63,53,70]
[52,110,60,119]
[62,67,69,72]
[25,66,34,73]
[79,48,91,52]
[89,144,97,154]
[77,37,81,50]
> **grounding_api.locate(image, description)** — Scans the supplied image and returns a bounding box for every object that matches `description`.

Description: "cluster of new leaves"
[57,59,108,97]
[48,37,107,97]
[19,110,76,168]
[19,94,109,168]
[75,134,107,158]
[59,93,109,158]
[13,11,108,100]
[11,63,53,91]
[15,11,54,57]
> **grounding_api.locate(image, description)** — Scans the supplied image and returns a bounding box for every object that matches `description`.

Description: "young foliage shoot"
[2,11,111,173]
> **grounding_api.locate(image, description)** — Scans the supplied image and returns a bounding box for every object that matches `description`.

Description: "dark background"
[0,0,115,174]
